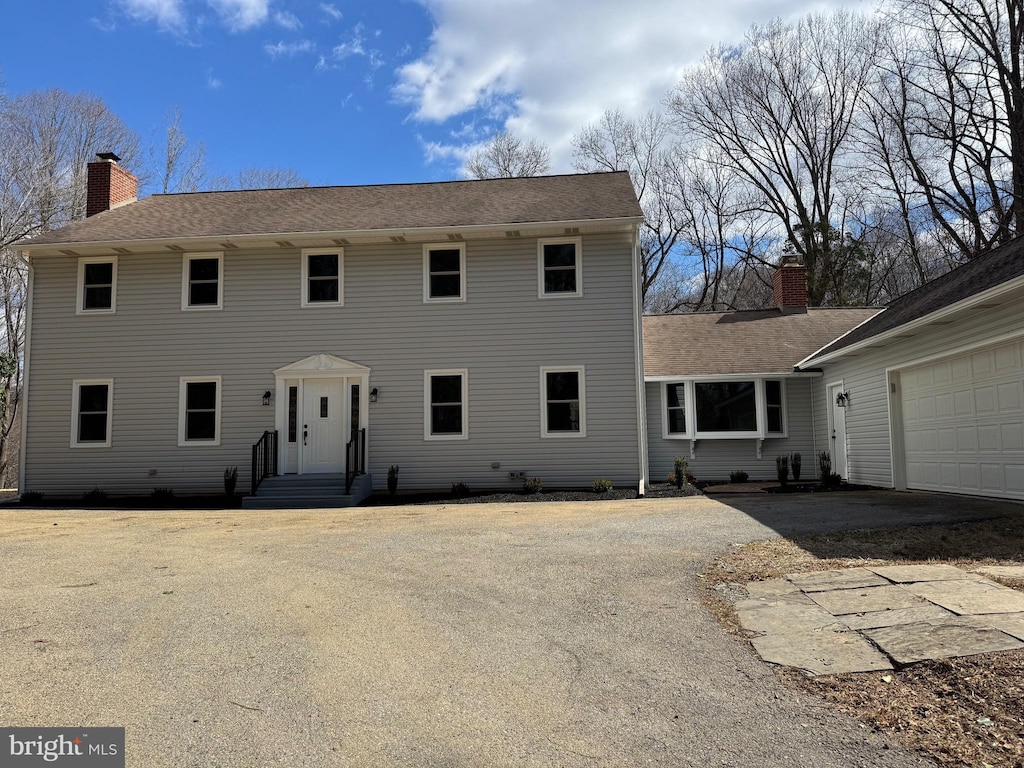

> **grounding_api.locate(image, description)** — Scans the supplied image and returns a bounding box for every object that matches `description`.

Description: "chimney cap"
[779,253,803,267]
[95,151,121,162]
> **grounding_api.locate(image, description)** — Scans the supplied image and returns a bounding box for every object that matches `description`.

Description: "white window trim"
[422,243,467,303]
[661,381,690,438]
[301,248,344,307]
[178,376,222,446]
[537,237,583,298]
[76,256,118,314]
[70,379,113,448]
[424,369,469,441]
[181,252,224,311]
[540,366,587,438]
[660,377,788,440]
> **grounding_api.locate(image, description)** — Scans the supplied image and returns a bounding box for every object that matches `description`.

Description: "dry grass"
[700,512,1024,768]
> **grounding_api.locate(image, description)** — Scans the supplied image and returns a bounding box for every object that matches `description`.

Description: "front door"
[828,382,848,479]
[302,378,345,473]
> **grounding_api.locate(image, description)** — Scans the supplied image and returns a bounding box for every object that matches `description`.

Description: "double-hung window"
[182,253,223,310]
[538,237,582,297]
[541,367,586,437]
[423,244,466,302]
[301,249,343,306]
[425,370,468,440]
[662,378,787,438]
[71,379,113,448]
[179,377,221,445]
[77,257,117,313]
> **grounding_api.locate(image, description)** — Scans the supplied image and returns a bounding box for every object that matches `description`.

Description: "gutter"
[796,273,1024,367]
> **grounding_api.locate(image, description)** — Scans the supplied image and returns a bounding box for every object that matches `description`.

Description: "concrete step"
[243,473,372,509]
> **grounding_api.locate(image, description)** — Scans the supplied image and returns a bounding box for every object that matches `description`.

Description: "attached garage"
[899,339,1024,500]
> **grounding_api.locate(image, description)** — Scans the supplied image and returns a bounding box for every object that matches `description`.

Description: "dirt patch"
[700,512,1024,768]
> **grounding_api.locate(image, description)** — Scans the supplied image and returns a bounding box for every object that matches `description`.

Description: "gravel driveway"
[0,491,1014,767]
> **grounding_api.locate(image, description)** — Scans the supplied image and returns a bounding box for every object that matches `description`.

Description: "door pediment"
[274,353,370,376]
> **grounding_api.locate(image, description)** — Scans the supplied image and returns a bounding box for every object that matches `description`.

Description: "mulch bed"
[364,481,702,506]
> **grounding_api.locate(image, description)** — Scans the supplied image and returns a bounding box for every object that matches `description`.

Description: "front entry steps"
[243,472,373,509]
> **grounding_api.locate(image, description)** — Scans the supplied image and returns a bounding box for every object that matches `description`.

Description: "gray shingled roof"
[22,172,642,247]
[804,235,1024,363]
[643,308,881,377]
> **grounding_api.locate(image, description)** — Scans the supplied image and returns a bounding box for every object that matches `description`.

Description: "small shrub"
[82,487,107,505]
[729,470,749,484]
[20,491,43,505]
[818,451,832,483]
[224,466,238,497]
[523,477,543,494]
[387,465,399,495]
[776,455,789,485]
[592,478,614,494]
[824,472,843,489]
[450,482,471,498]
[151,487,175,504]
[673,457,688,489]
[685,472,698,486]
[790,453,802,482]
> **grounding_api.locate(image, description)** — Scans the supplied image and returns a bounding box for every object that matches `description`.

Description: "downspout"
[631,224,648,495]
[18,252,33,495]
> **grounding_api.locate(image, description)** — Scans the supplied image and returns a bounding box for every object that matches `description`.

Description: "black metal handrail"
[251,430,278,495]
[346,428,366,494]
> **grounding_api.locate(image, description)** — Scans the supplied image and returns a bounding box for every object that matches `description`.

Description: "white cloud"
[264,39,316,58]
[320,3,343,21]
[206,0,269,31]
[117,0,186,32]
[396,0,865,170]
[274,10,302,29]
[331,23,366,59]
[207,70,223,89]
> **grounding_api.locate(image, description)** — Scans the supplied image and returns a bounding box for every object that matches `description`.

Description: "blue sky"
[1,0,862,190]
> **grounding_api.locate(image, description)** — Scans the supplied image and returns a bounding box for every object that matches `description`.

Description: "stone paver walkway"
[736,564,1024,675]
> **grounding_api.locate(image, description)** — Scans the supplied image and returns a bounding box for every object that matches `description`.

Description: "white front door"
[828,382,848,478]
[302,378,345,473]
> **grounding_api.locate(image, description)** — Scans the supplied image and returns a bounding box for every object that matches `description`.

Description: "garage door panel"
[901,339,1024,500]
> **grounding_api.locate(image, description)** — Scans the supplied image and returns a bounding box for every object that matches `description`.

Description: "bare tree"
[212,167,311,190]
[572,110,686,306]
[465,131,550,179]
[670,12,881,306]
[875,0,1024,257]
[148,107,208,194]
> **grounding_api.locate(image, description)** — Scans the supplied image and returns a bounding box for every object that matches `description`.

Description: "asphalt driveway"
[0,491,1018,767]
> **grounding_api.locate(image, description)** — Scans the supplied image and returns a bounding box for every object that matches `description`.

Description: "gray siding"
[814,301,1024,488]
[24,232,642,495]
[646,378,816,483]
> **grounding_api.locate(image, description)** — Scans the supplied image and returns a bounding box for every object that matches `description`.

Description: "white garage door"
[901,339,1024,500]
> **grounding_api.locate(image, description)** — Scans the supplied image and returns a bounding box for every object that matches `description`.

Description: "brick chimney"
[772,254,807,313]
[86,152,138,217]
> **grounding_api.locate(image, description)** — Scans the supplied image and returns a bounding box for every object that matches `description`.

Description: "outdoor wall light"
[262,390,272,406]
[836,391,850,408]
[369,387,379,403]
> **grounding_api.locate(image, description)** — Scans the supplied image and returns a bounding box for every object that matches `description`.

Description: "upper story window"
[661,378,787,439]
[179,377,221,446]
[301,248,343,307]
[423,243,466,303]
[541,366,586,437]
[77,256,117,314]
[182,253,223,310]
[538,237,582,298]
[71,379,113,448]
[425,369,468,440]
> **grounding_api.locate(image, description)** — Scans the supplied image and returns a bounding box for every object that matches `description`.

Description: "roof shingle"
[21,171,642,247]
[643,308,881,377]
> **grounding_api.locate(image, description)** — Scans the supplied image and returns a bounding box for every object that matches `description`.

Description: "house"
[17,155,648,504]
[643,257,880,483]
[797,237,1024,501]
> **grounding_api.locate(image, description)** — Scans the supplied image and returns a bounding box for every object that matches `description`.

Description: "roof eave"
[18,215,644,256]
[797,273,1024,367]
